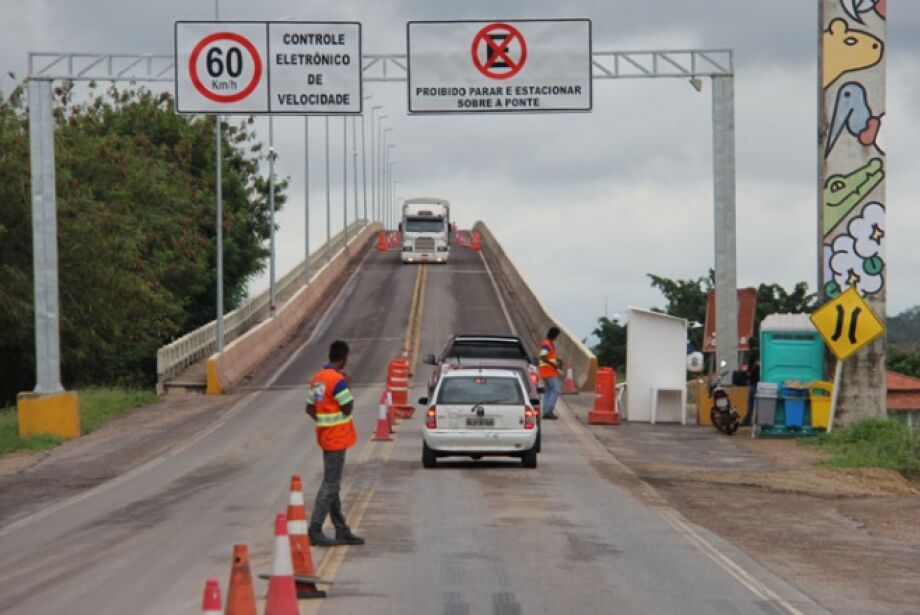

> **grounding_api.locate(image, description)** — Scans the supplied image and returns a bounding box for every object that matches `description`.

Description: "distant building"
[887,371,920,428]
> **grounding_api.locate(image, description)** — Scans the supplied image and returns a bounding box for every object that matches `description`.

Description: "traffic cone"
[373,398,393,440]
[287,476,327,599]
[265,513,300,615]
[201,578,221,615]
[562,367,578,395]
[387,360,414,419]
[469,231,481,251]
[385,389,397,427]
[376,231,388,251]
[225,545,257,615]
[587,368,620,425]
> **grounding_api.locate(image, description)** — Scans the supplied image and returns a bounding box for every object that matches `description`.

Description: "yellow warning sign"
[810,287,885,361]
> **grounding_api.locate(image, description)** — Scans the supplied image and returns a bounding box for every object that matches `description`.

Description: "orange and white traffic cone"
[288,476,327,599]
[470,231,482,251]
[265,513,300,615]
[388,360,415,419]
[386,389,397,427]
[201,578,222,615]
[373,399,393,441]
[562,367,578,395]
[376,231,388,251]
[225,545,257,615]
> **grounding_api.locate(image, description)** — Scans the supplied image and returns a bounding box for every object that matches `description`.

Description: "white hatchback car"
[419,368,540,468]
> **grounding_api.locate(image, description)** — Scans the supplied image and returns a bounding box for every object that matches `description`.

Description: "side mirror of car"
[418,397,429,405]
[530,398,540,406]
[422,354,436,365]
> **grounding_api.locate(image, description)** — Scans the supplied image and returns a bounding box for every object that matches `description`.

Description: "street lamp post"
[268,117,277,318]
[369,106,382,220]
[380,124,392,227]
[304,117,310,284]
[351,115,359,227]
[386,145,396,227]
[325,116,331,262]
[342,117,348,246]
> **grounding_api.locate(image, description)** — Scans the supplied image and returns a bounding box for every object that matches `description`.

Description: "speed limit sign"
[175,21,363,114]
[176,22,268,113]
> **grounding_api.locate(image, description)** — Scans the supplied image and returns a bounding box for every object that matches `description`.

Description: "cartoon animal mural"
[825,82,884,157]
[822,18,883,88]
[823,157,883,236]
[840,0,886,24]
[823,202,885,298]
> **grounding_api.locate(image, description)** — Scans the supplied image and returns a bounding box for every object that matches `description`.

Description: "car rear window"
[445,340,528,361]
[436,377,524,405]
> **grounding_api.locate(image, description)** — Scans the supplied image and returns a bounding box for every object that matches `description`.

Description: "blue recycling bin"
[782,386,807,428]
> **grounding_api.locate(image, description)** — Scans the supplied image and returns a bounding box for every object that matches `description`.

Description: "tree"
[591,317,627,373]
[0,83,285,404]
[647,270,714,324]
[754,282,817,332]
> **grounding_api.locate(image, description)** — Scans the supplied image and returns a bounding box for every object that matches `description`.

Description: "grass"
[0,387,157,457]
[805,418,920,477]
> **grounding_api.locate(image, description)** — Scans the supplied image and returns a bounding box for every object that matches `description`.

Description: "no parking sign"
[175,21,362,114]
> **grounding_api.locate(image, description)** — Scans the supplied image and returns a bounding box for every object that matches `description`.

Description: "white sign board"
[407,19,592,114]
[175,21,362,114]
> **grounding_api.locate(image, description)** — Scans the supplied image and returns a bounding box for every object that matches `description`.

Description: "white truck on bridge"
[400,198,451,264]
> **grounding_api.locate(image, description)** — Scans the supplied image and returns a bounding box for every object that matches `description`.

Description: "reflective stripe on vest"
[315,411,352,427]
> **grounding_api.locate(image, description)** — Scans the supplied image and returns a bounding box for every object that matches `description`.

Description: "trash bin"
[809,381,834,429]
[782,385,807,428]
[754,382,779,426]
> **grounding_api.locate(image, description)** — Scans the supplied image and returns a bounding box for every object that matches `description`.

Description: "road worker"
[306,340,365,547]
[538,326,564,420]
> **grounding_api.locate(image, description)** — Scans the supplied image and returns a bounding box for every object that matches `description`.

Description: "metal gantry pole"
[325,116,331,262]
[304,117,310,284]
[268,116,277,318]
[360,101,370,224]
[369,107,379,220]
[711,75,738,373]
[351,115,359,225]
[28,79,63,394]
[215,0,224,348]
[342,117,348,246]
[380,123,391,227]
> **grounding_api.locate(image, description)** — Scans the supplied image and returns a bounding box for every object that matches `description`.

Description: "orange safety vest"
[538,339,560,379]
[307,367,357,451]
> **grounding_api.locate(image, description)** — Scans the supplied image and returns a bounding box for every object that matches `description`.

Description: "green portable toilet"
[760,314,825,385]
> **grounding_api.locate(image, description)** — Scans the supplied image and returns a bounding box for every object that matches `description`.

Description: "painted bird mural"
[825,81,883,158]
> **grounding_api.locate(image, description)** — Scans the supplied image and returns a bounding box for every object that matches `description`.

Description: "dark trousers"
[310,449,349,533]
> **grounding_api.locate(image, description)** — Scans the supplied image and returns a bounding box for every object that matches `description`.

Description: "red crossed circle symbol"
[189,31,262,103]
[471,23,527,80]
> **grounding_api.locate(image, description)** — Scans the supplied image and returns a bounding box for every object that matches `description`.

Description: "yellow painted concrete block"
[206,358,224,395]
[17,390,81,439]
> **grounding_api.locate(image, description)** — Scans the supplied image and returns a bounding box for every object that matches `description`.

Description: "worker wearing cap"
[306,340,364,547]
[538,326,564,420]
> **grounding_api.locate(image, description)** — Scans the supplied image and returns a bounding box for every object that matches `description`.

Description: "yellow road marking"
[304,264,425,614]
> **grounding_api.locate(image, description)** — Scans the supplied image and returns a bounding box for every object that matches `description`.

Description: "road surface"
[0,247,827,614]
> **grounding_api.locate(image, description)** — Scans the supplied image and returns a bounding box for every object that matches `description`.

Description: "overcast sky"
[4,1,919,343]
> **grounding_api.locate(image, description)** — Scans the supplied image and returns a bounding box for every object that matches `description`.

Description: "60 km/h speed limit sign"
[175,21,362,114]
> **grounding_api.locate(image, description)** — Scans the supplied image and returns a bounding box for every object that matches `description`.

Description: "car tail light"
[524,407,536,430]
[426,406,437,429]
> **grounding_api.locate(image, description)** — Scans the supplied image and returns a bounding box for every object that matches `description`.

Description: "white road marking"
[478,251,518,337]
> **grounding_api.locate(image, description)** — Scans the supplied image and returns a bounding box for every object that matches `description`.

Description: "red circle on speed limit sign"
[188,31,263,103]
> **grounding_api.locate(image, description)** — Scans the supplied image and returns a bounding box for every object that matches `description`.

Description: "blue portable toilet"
[760,314,825,385]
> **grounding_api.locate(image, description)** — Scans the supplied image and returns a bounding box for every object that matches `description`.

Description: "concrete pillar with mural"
[818,0,887,423]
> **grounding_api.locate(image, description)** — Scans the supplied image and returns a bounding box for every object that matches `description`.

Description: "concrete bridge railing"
[156,220,370,390]
[474,221,597,391]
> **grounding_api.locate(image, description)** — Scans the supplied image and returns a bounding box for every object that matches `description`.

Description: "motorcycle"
[709,361,740,435]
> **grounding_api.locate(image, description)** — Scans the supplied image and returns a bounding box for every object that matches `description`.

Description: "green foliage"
[591,317,627,373]
[647,270,714,324]
[0,387,155,456]
[807,418,920,474]
[887,305,920,352]
[0,83,284,404]
[887,345,920,379]
[755,282,817,330]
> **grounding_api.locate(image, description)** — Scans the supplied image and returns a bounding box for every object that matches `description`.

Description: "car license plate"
[466,417,494,427]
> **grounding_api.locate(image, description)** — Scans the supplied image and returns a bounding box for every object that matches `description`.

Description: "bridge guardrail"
[474,221,598,391]
[156,220,369,389]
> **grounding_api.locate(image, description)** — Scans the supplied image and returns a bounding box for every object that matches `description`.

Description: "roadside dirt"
[575,411,920,615]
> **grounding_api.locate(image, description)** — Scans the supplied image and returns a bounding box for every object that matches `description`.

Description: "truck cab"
[401,197,450,264]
